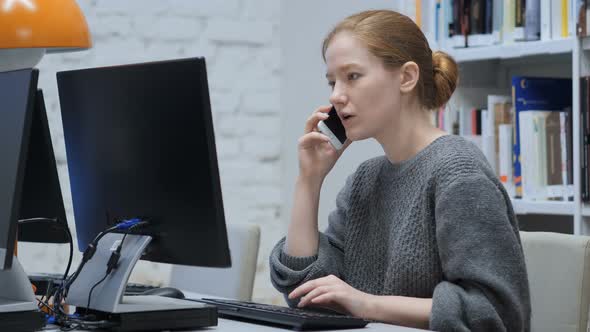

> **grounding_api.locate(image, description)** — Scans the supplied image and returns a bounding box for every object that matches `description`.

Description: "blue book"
[511,76,572,198]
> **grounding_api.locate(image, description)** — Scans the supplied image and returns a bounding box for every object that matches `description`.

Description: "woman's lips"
[342,115,354,126]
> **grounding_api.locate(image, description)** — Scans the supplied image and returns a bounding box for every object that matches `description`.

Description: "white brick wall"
[17,0,283,304]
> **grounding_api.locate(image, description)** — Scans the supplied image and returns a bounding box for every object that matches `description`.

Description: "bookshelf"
[440,38,573,62]
[432,37,589,235]
[397,0,590,234]
[512,199,576,216]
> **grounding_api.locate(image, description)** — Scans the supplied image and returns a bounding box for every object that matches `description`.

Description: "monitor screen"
[57,58,231,268]
[18,90,69,244]
[0,69,39,270]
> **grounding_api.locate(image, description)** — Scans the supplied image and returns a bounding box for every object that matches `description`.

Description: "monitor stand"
[66,233,217,331]
[0,249,46,331]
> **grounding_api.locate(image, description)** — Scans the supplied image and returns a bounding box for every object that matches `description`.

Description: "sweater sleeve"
[269,174,353,307]
[430,174,531,332]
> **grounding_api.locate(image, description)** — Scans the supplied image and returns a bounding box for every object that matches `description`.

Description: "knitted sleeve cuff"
[279,248,318,271]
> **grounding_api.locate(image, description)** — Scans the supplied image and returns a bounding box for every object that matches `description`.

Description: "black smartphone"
[317,106,347,150]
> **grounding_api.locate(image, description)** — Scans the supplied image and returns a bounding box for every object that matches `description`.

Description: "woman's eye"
[328,81,335,89]
[348,73,360,80]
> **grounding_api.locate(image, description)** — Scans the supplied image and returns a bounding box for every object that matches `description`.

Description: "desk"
[42,291,432,331]
[212,318,429,331]
[46,319,429,331]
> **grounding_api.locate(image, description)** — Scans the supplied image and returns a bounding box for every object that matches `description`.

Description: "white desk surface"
[209,318,429,331]
[43,291,431,331]
[46,319,429,332]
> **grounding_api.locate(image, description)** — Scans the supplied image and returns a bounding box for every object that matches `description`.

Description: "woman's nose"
[329,85,347,106]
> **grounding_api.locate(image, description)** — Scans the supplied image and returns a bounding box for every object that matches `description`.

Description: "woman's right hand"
[298,106,350,182]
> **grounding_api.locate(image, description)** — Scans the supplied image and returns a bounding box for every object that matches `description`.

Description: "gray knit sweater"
[269,135,531,331]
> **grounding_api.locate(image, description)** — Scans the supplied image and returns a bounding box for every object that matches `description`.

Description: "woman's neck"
[377,99,446,164]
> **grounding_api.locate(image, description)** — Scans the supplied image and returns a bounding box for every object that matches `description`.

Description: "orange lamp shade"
[0,0,91,51]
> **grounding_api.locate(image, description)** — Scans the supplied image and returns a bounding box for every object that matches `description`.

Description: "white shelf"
[581,204,590,217]
[439,38,573,63]
[511,199,575,216]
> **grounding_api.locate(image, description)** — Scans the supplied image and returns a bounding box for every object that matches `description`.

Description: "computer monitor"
[17,90,69,244]
[57,57,231,268]
[55,58,231,328]
[0,68,46,331]
[0,69,39,270]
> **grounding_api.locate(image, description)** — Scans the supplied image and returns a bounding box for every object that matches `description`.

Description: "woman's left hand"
[288,275,373,318]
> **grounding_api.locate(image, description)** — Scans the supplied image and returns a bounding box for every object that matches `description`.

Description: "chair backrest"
[169,222,260,301]
[519,231,590,332]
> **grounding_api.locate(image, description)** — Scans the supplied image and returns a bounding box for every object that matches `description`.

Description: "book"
[511,76,572,198]
[486,95,512,172]
[576,0,586,36]
[540,0,552,40]
[524,0,541,40]
[514,0,526,40]
[519,111,548,200]
[545,112,563,199]
[499,124,515,196]
[559,110,573,201]
[582,77,589,201]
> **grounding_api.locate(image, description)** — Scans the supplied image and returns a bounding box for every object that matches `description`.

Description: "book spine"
[540,0,552,40]
[504,0,516,43]
[523,112,534,200]
[524,0,541,40]
[471,0,482,34]
[582,77,588,201]
[562,0,569,37]
[492,0,503,43]
[514,0,526,39]
[552,0,563,39]
[499,124,514,196]
[485,0,493,33]
[576,0,587,36]
[560,112,569,200]
[586,77,590,202]
[545,112,562,199]
[565,107,574,200]
[512,80,522,197]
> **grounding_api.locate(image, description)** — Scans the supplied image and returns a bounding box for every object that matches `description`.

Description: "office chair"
[169,222,261,301]
[520,231,590,332]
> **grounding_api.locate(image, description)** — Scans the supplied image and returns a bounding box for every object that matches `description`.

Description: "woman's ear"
[399,61,419,94]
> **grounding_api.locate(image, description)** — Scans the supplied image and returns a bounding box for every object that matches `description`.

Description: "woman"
[269,9,530,331]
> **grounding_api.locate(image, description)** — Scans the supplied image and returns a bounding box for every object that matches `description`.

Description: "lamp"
[0,0,92,72]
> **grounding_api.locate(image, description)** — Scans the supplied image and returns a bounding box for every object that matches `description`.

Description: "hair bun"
[432,51,458,109]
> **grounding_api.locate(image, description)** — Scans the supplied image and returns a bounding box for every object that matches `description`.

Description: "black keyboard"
[124,283,159,295]
[29,273,64,296]
[195,298,369,330]
[29,274,158,296]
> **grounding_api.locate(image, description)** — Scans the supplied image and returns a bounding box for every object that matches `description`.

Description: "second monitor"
[57,57,231,268]
[56,58,231,330]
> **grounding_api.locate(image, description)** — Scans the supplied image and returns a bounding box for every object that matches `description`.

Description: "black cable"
[17,217,74,280]
[60,224,121,297]
[50,224,120,325]
[60,222,73,280]
[50,220,148,329]
[85,232,128,314]
[36,297,56,315]
[38,279,51,305]
[84,273,109,314]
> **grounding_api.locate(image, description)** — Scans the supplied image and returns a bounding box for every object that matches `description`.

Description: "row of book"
[404,0,578,49]
[433,77,574,201]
